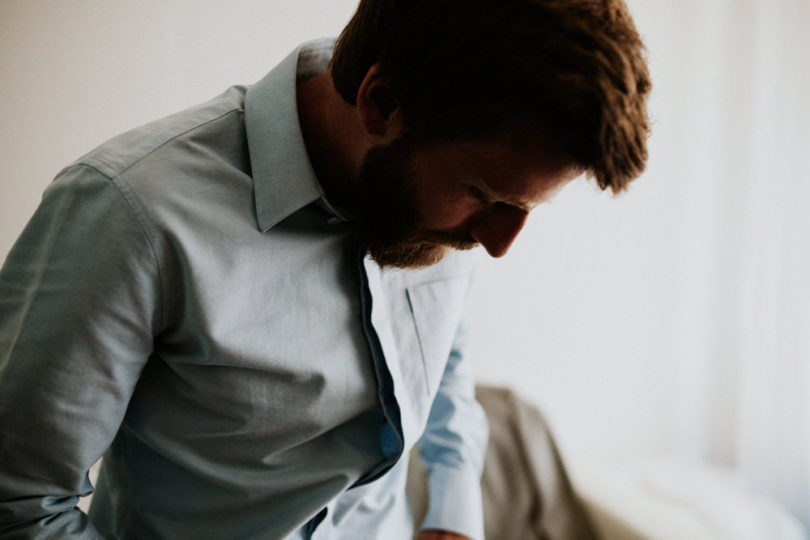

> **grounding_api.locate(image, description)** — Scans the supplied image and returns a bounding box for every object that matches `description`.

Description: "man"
[0,0,650,538]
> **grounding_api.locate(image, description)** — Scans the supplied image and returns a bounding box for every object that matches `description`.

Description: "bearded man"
[0,0,650,538]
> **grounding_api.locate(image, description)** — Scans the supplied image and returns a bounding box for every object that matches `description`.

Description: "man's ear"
[355,64,404,142]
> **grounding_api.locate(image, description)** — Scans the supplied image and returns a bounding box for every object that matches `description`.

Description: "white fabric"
[574,459,806,540]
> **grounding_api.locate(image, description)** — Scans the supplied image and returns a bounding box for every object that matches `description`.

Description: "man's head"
[352,126,581,268]
[329,0,651,268]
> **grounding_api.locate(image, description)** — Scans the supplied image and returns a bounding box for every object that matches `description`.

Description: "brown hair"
[331,0,651,193]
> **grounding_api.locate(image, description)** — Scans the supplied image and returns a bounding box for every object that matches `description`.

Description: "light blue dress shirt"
[0,40,488,539]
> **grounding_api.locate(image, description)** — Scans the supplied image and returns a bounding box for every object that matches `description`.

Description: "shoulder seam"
[69,163,166,331]
[78,106,244,180]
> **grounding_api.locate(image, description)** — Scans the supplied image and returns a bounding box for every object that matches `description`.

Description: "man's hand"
[418,530,471,540]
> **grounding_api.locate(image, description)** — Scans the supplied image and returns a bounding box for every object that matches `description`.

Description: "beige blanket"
[408,385,597,540]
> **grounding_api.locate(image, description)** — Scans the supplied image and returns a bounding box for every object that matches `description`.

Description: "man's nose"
[469,204,529,258]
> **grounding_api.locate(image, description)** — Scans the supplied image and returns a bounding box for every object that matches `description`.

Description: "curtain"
[731,0,810,528]
[643,0,810,527]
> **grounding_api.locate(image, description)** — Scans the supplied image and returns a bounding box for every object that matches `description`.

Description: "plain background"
[1,0,808,529]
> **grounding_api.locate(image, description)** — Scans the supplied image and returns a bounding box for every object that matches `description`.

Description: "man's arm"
[417,323,489,540]
[0,165,159,538]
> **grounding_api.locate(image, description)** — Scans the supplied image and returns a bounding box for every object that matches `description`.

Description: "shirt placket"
[352,250,405,485]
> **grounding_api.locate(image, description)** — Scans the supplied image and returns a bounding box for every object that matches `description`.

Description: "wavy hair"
[331,0,651,192]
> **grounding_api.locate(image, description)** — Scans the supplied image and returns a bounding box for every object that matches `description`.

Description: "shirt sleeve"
[0,165,161,538]
[418,322,489,540]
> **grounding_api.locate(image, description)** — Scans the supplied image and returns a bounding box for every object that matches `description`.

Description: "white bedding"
[572,458,807,540]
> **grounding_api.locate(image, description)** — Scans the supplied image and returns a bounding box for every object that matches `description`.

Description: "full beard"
[353,136,476,269]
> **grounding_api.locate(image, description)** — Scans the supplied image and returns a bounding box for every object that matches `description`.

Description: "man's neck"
[296,71,362,211]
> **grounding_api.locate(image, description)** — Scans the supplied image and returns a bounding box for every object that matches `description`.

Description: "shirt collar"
[244,38,338,232]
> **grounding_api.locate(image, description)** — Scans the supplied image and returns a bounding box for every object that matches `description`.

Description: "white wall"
[2,0,809,526]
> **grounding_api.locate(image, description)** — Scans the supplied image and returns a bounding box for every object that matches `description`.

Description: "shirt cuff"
[420,462,485,540]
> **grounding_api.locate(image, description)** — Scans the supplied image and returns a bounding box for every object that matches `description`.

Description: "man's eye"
[466,185,492,205]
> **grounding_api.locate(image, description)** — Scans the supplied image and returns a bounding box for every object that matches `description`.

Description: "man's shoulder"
[70,86,248,181]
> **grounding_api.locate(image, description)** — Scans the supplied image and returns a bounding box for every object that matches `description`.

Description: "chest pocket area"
[405,276,469,398]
